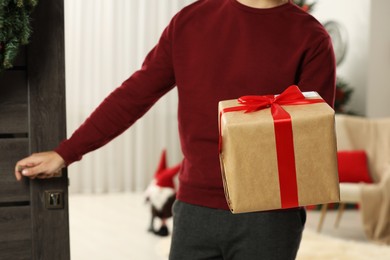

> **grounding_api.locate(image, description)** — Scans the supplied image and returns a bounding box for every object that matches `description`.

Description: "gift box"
[218,85,340,213]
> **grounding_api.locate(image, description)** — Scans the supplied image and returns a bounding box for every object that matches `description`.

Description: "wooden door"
[0,1,70,259]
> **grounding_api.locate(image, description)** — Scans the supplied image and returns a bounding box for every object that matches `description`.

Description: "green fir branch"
[0,0,38,72]
[335,77,354,114]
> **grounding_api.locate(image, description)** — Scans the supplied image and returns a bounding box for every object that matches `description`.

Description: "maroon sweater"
[55,0,335,210]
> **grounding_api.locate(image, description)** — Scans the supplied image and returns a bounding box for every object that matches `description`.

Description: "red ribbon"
[219,85,324,209]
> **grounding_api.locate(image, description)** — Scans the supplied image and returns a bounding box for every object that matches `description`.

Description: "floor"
[69,192,168,260]
[69,192,367,260]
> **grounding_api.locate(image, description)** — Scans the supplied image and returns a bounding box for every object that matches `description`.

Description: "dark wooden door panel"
[27,0,70,259]
[0,206,31,260]
[0,139,30,202]
[0,71,28,134]
[0,1,69,259]
[10,46,27,68]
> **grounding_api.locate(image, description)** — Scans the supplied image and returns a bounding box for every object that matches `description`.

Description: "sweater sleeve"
[55,24,176,165]
[297,35,336,107]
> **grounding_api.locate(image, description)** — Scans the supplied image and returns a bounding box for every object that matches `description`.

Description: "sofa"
[319,114,390,245]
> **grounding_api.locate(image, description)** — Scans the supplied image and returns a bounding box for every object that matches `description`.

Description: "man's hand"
[15,151,66,181]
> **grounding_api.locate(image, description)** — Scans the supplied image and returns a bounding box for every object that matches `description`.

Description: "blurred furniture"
[317,115,390,244]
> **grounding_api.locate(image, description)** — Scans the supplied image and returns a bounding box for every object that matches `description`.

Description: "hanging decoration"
[0,0,38,72]
[335,77,354,114]
[293,0,317,12]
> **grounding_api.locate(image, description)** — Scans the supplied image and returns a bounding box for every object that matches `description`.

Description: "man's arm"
[15,23,176,179]
[297,35,336,107]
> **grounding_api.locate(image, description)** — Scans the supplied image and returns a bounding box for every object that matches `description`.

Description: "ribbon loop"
[235,85,322,113]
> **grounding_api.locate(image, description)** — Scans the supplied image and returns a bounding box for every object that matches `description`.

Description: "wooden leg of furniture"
[334,202,346,228]
[317,204,328,233]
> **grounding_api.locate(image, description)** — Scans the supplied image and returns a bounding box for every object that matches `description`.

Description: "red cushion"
[337,150,372,183]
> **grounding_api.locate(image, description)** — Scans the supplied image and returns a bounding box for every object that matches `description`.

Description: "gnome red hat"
[154,150,181,189]
[155,149,167,175]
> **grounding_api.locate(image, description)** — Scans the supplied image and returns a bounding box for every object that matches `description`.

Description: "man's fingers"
[16,165,62,180]
[15,151,66,180]
[15,170,23,181]
[19,165,42,178]
[15,164,34,181]
[36,174,48,179]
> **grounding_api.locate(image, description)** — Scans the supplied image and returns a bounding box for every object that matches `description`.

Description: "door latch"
[45,190,64,209]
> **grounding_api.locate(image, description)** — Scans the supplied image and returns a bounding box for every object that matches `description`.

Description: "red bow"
[223,85,323,114]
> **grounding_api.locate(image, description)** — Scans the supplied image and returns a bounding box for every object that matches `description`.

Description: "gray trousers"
[169,200,305,260]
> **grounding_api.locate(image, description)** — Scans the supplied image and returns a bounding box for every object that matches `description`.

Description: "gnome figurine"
[145,149,181,236]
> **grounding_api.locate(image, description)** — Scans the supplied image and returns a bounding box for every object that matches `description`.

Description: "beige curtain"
[64,0,194,193]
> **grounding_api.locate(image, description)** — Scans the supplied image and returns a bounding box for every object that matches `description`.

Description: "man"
[15,0,335,259]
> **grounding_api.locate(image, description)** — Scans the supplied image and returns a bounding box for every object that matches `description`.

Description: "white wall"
[312,0,390,117]
[366,0,390,118]
[311,0,371,116]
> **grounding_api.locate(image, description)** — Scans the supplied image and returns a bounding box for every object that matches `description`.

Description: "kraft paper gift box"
[218,85,340,213]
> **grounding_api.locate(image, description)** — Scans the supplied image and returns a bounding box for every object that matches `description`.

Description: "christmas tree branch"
[0,0,38,72]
